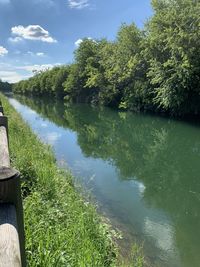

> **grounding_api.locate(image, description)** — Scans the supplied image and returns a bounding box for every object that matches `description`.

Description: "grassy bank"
[1,93,118,266]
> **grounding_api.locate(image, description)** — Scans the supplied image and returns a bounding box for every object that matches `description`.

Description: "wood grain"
[0,126,10,167]
[0,204,21,267]
[0,110,25,266]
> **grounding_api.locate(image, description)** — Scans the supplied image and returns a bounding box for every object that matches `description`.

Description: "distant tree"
[0,79,12,92]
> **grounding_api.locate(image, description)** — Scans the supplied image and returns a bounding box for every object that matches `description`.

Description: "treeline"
[0,80,12,92]
[13,0,200,116]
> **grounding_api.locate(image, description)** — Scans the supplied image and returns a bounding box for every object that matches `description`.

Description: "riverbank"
[0,94,146,266]
[1,93,117,266]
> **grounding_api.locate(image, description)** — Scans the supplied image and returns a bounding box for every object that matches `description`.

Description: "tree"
[12,0,200,117]
[0,80,12,92]
[144,0,200,115]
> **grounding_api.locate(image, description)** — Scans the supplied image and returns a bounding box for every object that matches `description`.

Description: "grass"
[0,93,146,267]
[119,245,145,267]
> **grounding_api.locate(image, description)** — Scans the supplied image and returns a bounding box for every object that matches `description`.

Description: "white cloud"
[26,109,37,115]
[41,122,48,128]
[138,182,145,194]
[0,62,61,83]
[27,51,45,57]
[45,132,61,145]
[0,63,30,83]
[0,71,29,83]
[75,39,83,47]
[17,63,61,73]
[144,218,176,260]
[68,0,90,9]
[0,46,8,56]
[11,25,57,43]
[36,52,45,56]
[74,37,94,47]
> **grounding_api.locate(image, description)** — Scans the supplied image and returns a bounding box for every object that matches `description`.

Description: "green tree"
[115,23,149,111]
[0,80,12,92]
[12,0,200,117]
[144,0,200,115]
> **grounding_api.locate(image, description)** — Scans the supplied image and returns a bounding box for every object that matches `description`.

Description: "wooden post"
[0,118,9,167]
[0,106,26,267]
[0,204,21,267]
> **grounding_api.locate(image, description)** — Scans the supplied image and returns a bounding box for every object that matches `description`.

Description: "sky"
[0,0,152,83]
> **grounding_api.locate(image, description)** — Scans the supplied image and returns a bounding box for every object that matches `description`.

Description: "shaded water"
[9,95,200,267]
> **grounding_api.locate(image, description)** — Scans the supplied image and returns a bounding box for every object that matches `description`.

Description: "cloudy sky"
[0,0,152,83]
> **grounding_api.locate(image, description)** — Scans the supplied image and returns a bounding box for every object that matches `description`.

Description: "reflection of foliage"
[16,95,200,266]
[16,94,200,182]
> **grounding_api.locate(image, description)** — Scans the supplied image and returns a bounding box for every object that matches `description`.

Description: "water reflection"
[10,95,200,267]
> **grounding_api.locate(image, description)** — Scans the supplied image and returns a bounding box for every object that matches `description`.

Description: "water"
[9,95,200,267]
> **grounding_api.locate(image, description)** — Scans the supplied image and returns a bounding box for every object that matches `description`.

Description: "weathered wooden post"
[0,104,26,267]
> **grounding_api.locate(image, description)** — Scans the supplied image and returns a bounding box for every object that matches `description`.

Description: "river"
[9,95,200,267]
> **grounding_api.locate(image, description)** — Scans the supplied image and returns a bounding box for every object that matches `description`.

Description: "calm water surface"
[9,96,200,267]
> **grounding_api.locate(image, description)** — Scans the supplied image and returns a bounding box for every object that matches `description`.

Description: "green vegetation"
[1,94,118,266]
[1,94,146,266]
[12,0,200,117]
[15,94,200,267]
[0,79,12,92]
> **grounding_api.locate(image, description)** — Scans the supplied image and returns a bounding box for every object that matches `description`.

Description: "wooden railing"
[0,101,26,267]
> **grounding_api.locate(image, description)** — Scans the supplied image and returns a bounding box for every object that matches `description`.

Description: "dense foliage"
[0,80,12,92]
[12,0,200,116]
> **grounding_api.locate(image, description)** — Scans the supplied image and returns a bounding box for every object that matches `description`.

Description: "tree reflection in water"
[14,95,200,267]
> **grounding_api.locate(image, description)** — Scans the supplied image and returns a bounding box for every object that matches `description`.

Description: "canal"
[9,95,200,267]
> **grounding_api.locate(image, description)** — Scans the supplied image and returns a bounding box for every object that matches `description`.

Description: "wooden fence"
[0,101,26,267]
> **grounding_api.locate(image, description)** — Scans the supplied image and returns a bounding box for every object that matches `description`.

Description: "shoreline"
[1,93,117,266]
[1,93,145,266]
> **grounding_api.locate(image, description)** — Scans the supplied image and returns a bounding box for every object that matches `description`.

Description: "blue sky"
[0,0,152,83]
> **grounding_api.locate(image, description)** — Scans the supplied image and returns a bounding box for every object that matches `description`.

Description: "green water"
[9,95,200,267]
